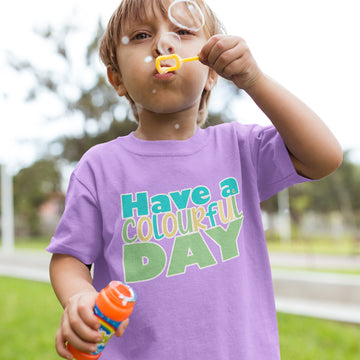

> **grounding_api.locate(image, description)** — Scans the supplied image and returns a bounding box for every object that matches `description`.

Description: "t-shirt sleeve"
[46,172,102,265]
[250,125,311,202]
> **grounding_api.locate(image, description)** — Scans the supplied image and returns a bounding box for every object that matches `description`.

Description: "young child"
[47,0,342,359]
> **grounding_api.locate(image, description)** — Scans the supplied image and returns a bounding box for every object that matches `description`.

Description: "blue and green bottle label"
[92,304,122,355]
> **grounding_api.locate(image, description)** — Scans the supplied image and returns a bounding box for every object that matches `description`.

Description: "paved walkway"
[1,250,360,323]
[270,252,360,323]
[0,249,50,283]
[272,269,360,323]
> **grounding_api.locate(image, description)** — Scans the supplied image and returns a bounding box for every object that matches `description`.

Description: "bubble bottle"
[67,281,137,360]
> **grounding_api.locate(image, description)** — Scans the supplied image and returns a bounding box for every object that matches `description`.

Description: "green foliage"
[262,151,360,222]
[296,151,360,213]
[13,159,62,236]
[58,118,138,163]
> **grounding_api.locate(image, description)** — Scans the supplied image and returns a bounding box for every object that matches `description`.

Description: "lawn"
[1,277,360,359]
[0,277,62,360]
[277,313,360,359]
[14,236,51,251]
[266,234,359,255]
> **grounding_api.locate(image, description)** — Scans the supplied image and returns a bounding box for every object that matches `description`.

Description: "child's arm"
[200,35,343,179]
[49,254,129,360]
[49,254,100,359]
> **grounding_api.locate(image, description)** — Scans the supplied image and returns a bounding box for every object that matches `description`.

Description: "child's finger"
[64,292,100,340]
[199,34,226,65]
[62,317,100,355]
[66,309,102,344]
[55,328,76,360]
[211,45,244,78]
[115,318,130,337]
[77,293,100,330]
[207,37,239,69]
[199,35,238,68]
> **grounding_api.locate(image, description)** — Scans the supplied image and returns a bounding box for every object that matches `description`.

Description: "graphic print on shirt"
[120,177,244,283]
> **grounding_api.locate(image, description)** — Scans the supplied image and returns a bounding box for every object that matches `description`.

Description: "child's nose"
[160,45,175,55]
[153,42,176,58]
[152,40,162,58]
[153,32,181,57]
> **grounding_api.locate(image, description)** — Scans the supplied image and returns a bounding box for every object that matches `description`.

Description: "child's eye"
[177,29,194,36]
[133,33,150,40]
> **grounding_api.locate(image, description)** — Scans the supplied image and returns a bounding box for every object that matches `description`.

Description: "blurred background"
[1,0,359,359]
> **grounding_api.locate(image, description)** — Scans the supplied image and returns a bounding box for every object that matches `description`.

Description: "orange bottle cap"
[96,281,136,322]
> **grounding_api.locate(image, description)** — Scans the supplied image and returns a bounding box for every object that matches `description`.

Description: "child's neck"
[134,109,199,141]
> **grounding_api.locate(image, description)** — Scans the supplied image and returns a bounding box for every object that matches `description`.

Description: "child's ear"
[107,65,127,97]
[205,69,218,91]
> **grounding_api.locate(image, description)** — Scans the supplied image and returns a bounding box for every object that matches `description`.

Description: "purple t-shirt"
[47,122,308,359]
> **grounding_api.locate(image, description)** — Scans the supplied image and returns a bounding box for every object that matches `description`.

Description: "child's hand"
[199,35,263,91]
[115,318,130,337]
[55,291,101,360]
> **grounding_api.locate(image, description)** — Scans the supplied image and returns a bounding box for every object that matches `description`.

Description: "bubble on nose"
[168,0,205,32]
[158,32,181,55]
[174,123,180,130]
[152,89,157,94]
[121,36,130,45]
[144,56,153,63]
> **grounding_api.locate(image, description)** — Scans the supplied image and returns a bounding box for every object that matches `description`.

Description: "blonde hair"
[99,0,225,125]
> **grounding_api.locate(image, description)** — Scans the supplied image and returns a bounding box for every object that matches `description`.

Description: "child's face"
[114,2,212,117]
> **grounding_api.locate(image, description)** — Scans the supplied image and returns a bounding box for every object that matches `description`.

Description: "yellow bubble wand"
[156,54,199,74]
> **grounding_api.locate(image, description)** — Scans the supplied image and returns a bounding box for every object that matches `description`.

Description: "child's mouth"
[154,72,175,80]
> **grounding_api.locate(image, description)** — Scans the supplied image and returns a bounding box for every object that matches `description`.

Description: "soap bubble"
[158,32,181,55]
[168,0,205,32]
[121,36,130,45]
[144,56,153,63]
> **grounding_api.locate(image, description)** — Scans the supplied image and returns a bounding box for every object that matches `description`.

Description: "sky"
[1,0,359,173]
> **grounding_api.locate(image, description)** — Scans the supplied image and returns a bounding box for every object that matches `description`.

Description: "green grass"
[14,236,51,251]
[1,277,360,359]
[266,234,360,255]
[277,313,360,359]
[0,277,62,360]
[272,266,360,276]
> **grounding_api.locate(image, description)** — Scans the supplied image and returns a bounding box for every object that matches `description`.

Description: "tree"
[13,158,62,236]
[261,151,360,236]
